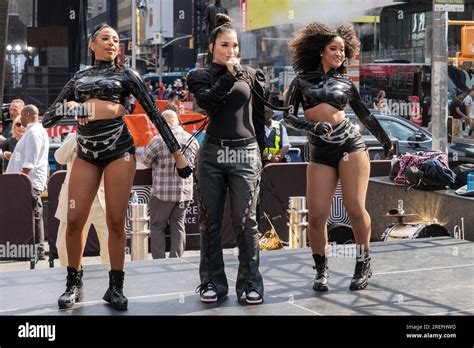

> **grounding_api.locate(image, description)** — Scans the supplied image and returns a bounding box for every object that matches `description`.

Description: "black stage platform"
[1,237,473,316]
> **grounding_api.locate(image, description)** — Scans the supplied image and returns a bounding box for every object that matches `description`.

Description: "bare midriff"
[304,103,346,125]
[82,99,126,120]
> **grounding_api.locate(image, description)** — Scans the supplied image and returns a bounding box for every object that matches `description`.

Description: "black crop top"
[42,60,181,153]
[284,66,392,150]
[187,63,266,153]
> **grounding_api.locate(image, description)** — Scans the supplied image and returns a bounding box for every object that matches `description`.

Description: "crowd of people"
[1,101,49,259]
[145,78,191,102]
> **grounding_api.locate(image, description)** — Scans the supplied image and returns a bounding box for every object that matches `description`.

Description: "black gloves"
[176,165,193,179]
[312,121,333,137]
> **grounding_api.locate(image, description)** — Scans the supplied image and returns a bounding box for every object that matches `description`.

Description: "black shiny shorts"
[309,118,367,169]
[76,117,135,167]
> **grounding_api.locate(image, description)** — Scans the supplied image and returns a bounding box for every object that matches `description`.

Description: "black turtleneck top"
[42,60,181,153]
[284,66,392,151]
[187,63,266,151]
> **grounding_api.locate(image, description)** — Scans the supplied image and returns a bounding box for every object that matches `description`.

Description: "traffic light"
[461,26,474,57]
[189,37,194,49]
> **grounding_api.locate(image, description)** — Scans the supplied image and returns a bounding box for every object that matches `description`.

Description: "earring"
[343,58,349,66]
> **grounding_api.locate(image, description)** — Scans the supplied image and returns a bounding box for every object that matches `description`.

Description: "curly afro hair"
[289,22,360,74]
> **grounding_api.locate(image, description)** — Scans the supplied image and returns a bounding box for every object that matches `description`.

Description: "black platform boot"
[350,249,372,291]
[312,254,329,291]
[103,270,128,310]
[58,266,83,309]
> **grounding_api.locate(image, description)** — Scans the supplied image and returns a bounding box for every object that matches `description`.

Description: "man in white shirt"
[463,88,474,137]
[6,104,49,259]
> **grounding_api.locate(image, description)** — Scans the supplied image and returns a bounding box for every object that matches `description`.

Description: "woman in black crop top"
[42,24,191,311]
[187,14,266,305]
[284,23,393,292]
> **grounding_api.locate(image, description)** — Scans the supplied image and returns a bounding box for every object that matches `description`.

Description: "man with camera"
[1,99,25,140]
[1,99,25,172]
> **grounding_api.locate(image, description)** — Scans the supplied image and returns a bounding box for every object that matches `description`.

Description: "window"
[379,119,419,141]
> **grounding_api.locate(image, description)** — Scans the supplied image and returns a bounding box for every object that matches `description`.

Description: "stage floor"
[0,237,473,316]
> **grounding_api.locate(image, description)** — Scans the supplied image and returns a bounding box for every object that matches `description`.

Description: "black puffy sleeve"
[283,76,317,132]
[349,82,392,151]
[124,68,181,153]
[186,69,235,112]
[42,72,79,128]
[250,68,266,154]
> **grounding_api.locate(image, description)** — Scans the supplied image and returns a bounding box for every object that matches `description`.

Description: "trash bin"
[287,196,308,248]
[129,193,150,261]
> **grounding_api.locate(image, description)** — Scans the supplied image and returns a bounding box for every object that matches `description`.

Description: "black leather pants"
[195,140,264,299]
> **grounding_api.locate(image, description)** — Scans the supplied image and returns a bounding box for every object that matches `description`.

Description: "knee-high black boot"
[312,254,329,291]
[58,266,84,309]
[103,270,128,310]
[350,249,372,291]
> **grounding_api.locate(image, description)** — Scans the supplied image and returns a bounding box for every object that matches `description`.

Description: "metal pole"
[159,0,163,85]
[132,0,137,69]
[374,16,377,53]
[0,0,10,104]
[431,5,448,153]
[159,42,163,85]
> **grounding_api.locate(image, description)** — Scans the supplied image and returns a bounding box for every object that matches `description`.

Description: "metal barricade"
[287,196,308,248]
[129,194,150,261]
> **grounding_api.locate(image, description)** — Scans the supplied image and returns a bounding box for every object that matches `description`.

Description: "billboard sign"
[434,0,464,12]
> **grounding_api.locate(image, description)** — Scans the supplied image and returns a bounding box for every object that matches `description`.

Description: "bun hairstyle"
[215,13,232,27]
[209,13,237,58]
[289,22,360,74]
[89,23,120,66]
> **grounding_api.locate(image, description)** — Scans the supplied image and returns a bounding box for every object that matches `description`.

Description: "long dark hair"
[89,23,120,66]
[289,22,360,74]
[208,13,238,61]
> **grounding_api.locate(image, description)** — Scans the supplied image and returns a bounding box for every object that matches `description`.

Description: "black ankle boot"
[350,249,372,291]
[58,266,84,309]
[103,270,128,310]
[312,254,329,291]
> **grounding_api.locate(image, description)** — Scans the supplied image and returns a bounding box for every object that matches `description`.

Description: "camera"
[2,103,10,121]
[1,104,11,131]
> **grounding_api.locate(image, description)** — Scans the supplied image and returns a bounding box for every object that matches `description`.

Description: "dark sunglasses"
[14,123,23,127]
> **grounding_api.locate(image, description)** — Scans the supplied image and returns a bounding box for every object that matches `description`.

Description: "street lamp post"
[159,0,163,85]
[132,0,137,69]
[155,34,192,85]
[431,4,448,153]
[159,40,163,85]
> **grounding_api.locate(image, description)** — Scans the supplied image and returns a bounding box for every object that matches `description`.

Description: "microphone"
[233,64,244,78]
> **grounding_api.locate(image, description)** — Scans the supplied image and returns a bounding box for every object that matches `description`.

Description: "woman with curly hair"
[284,23,393,291]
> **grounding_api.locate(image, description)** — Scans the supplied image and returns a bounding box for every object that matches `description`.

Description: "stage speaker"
[328,223,355,244]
